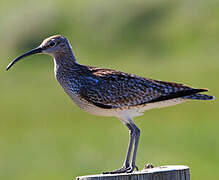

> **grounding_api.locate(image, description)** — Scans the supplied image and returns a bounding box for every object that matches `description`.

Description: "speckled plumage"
[7,35,214,174]
[54,61,211,112]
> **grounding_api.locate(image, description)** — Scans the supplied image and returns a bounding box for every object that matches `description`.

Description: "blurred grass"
[0,0,219,179]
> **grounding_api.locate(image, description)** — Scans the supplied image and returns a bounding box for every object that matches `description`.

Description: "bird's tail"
[183,93,215,100]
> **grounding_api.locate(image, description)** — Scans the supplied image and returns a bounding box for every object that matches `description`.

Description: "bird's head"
[6,35,73,70]
[40,35,71,54]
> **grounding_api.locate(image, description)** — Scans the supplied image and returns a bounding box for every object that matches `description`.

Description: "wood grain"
[76,165,190,180]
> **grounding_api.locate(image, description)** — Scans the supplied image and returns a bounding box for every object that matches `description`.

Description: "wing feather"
[79,67,205,109]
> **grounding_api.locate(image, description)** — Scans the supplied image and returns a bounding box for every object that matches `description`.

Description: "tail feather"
[147,88,213,103]
[183,93,215,100]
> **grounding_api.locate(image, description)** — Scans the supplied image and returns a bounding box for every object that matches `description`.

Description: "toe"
[125,166,134,173]
[102,166,131,174]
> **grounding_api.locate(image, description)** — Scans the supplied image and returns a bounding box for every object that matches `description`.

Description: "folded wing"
[79,67,208,109]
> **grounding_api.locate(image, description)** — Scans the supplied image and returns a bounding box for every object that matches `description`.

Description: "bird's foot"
[103,165,138,174]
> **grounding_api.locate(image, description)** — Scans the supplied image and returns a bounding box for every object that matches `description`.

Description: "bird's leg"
[123,123,134,168]
[103,123,135,174]
[103,122,140,174]
[126,122,140,173]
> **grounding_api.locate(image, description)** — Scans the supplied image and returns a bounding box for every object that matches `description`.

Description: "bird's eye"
[49,40,56,47]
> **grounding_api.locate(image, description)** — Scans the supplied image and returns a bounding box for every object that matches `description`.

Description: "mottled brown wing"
[79,68,201,109]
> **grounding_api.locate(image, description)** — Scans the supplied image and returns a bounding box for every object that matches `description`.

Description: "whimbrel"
[7,35,214,174]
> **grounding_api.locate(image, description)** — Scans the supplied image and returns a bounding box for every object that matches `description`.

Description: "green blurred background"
[1,0,219,179]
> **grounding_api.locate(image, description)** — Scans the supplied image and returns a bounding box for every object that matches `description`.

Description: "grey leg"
[103,121,140,174]
[123,123,134,167]
[126,122,140,173]
[103,123,135,174]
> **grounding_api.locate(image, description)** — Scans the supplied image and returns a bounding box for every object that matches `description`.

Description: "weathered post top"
[76,165,190,180]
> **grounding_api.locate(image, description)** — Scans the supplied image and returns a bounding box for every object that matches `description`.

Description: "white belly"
[69,94,186,120]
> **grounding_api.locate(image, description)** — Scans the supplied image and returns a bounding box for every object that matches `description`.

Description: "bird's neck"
[53,52,84,96]
[53,50,86,82]
[53,50,78,70]
[54,49,76,63]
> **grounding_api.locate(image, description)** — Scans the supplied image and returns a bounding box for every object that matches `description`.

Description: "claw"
[103,165,139,174]
[125,166,134,173]
[103,166,128,174]
[135,165,139,171]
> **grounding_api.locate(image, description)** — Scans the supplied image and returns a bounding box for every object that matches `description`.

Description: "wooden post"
[76,165,190,180]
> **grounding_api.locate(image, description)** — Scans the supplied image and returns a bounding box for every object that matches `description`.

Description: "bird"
[6,35,214,174]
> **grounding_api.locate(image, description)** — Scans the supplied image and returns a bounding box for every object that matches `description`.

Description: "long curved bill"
[6,47,43,71]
